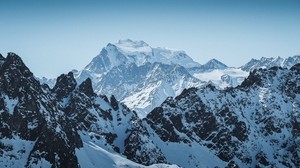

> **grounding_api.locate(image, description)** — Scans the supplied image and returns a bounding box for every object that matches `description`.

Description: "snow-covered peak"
[117,39,149,47]
[283,55,300,67]
[84,39,201,74]
[187,58,228,75]
[115,39,152,53]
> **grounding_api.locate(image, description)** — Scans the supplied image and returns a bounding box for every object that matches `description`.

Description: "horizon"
[1,0,299,78]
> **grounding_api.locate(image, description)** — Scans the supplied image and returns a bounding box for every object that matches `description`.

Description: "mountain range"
[1,52,300,167]
[38,39,300,118]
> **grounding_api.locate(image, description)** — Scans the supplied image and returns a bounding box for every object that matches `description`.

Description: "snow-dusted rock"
[0,53,175,168]
[134,63,300,167]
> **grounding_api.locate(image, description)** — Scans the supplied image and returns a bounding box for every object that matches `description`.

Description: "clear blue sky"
[0,0,299,78]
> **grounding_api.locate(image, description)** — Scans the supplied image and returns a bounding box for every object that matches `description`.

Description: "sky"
[0,0,299,78]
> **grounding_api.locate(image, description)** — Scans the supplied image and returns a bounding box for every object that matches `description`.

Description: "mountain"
[37,40,300,116]
[191,55,300,89]
[200,58,228,70]
[0,53,178,168]
[188,59,245,89]
[84,39,201,74]
[130,63,300,167]
[38,40,234,116]
[241,55,300,72]
[73,39,205,117]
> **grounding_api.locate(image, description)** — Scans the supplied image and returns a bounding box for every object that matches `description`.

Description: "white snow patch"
[3,95,18,114]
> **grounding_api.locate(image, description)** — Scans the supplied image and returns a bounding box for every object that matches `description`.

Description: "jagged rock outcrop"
[0,53,81,167]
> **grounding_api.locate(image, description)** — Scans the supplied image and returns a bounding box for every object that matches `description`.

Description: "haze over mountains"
[38,39,300,117]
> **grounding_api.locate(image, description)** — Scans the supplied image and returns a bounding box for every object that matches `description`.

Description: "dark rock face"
[0,52,41,99]
[0,53,5,66]
[52,72,77,99]
[290,63,300,74]
[78,78,94,97]
[26,127,81,168]
[239,69,262,88]
[123,120,167,166]
[146,106,182,142]
[110,95,119,111]
[0,53,83,168]
[146,89,248,163]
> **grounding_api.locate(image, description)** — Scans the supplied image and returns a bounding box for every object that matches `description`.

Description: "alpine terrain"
[0,53,178,168]
[72,39,207,118]
[39,40,300,118]
[1,51,300,167]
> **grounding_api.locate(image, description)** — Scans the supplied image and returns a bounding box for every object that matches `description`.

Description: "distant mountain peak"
[187,58,228,74]
[241,55,300,72]
[204,58,228,68]
[84,39,201,74]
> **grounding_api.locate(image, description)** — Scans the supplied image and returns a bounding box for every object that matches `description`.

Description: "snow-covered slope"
[94,62,204,118]
[192,55,300,89]
[192,68,249,89]
[76,142,178,168]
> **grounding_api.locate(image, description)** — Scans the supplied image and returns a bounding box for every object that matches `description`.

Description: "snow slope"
[94,62,204,118]
[76,142,179,168]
